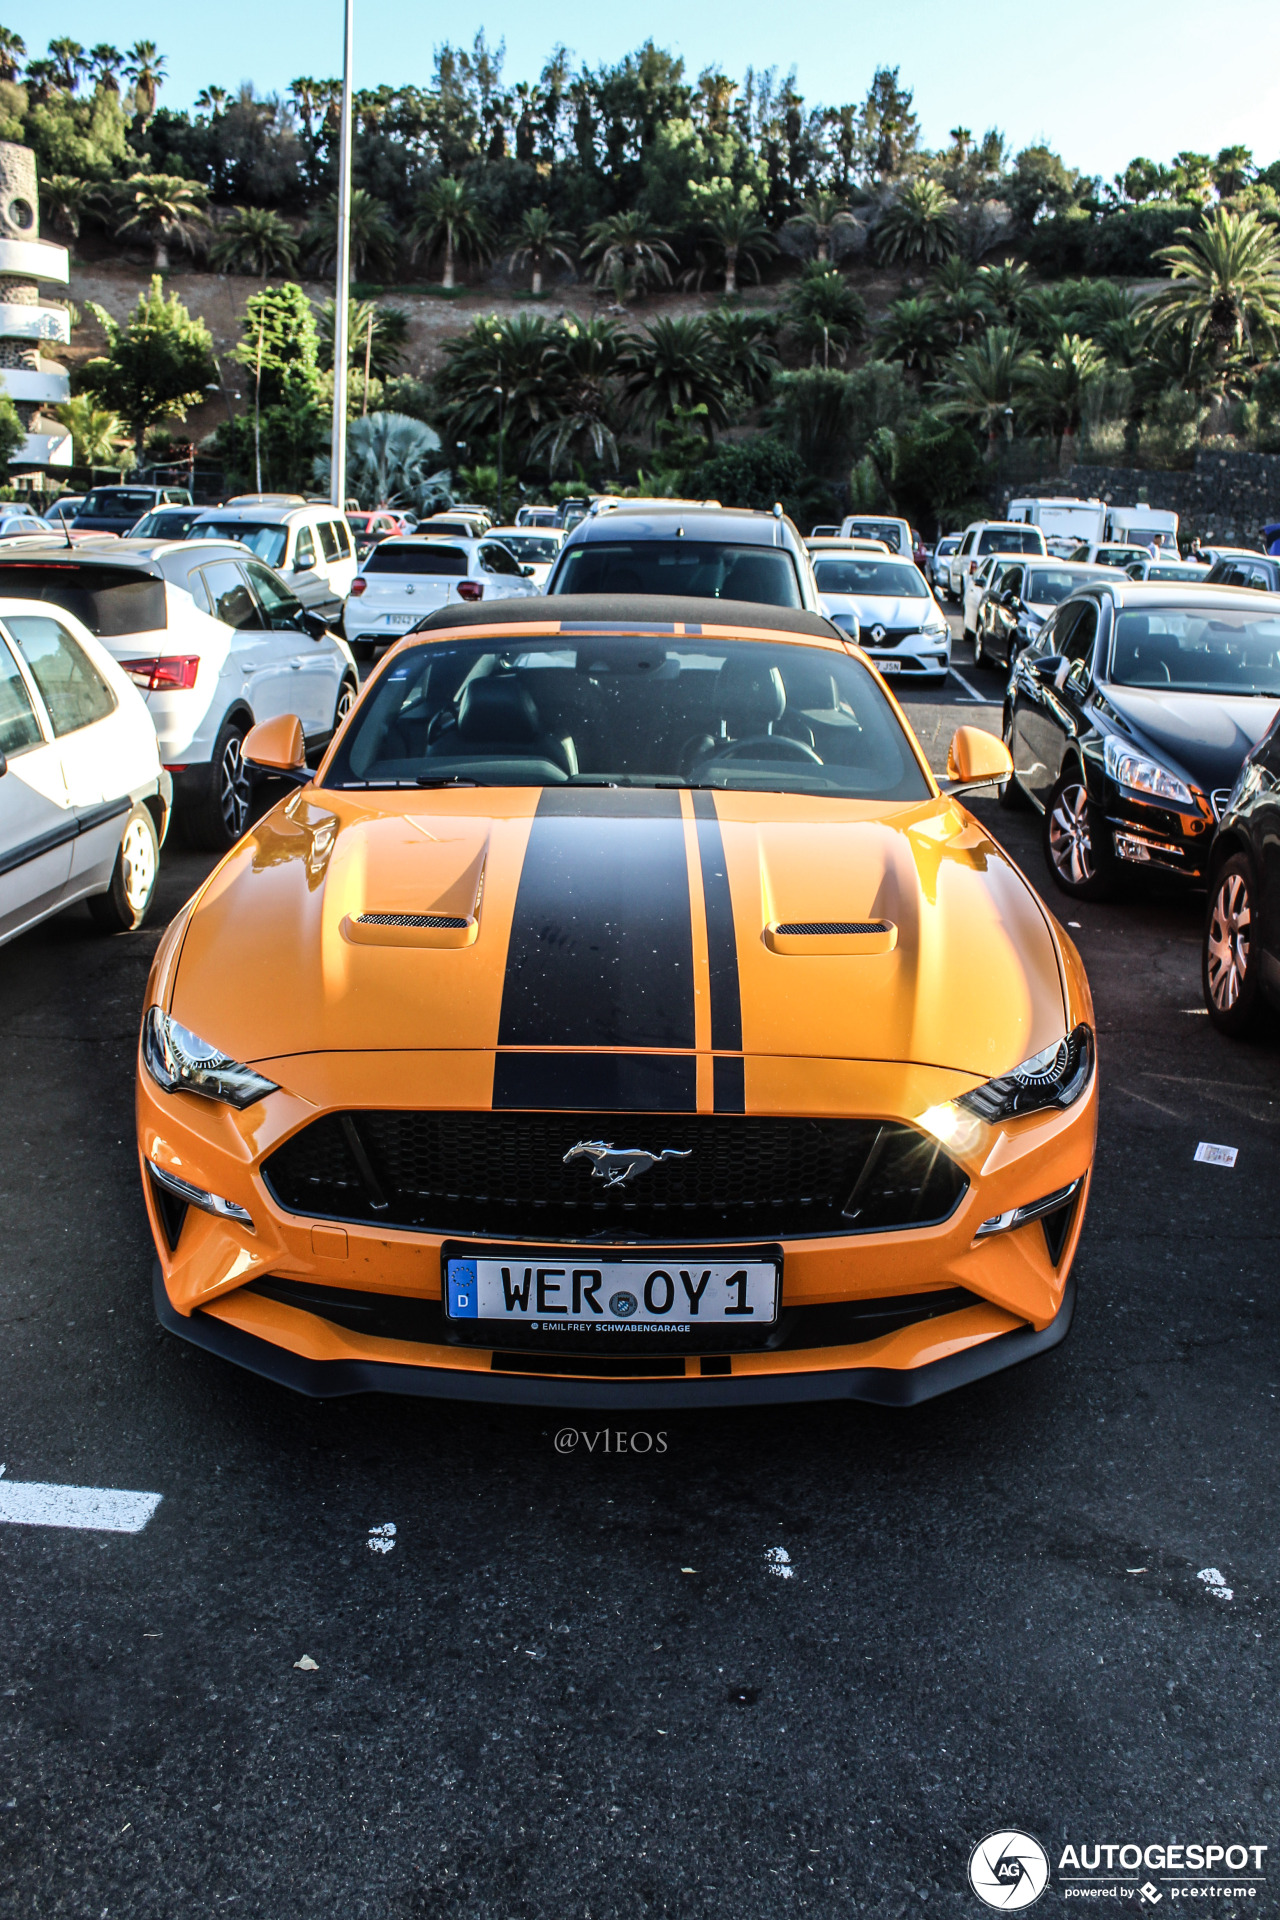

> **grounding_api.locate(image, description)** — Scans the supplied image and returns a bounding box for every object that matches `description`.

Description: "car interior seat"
[427,673,578,774]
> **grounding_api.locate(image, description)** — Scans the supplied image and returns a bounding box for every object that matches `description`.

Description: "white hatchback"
[344,535,540,659]
[484,526,564,588]
[0,540,358,851]
[0,599,170,946]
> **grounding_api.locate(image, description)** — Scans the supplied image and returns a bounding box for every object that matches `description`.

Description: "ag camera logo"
[968,1831,1050,1909]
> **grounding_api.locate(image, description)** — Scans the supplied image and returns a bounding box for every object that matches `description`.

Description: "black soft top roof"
[413,593,842,640]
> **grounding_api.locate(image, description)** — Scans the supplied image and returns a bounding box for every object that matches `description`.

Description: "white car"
[947,521,1047,601]
[186,496,357,621]
[1066,541,1158,570]
[812,552,951,679]
[0,508,56,540]
[838,513,913,555]
[484,526,565,588]
[344,535,541,659]
[962,553,1009,642]
[0,598,170,946]
[929,534,960,591]
[0,540,357,852]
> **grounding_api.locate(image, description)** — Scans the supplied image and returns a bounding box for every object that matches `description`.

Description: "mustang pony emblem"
[563,1141,692,1189]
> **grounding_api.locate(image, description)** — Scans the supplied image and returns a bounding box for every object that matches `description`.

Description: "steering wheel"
[704,734,823,766]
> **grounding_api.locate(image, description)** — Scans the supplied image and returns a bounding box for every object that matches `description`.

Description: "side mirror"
[942,725,1014,794]
[520,564,536,577]
[301,609,328,640]
[243,713,310,785]
[293,556,312,573]
[1030,653,1066,683]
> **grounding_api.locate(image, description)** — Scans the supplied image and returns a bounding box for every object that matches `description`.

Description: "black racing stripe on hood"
[498,787,695,1050]
[691,791,742,1052]
[493,1052,696,1111]
[713,1055,745,1113]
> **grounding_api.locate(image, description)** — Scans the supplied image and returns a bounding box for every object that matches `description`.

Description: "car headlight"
[956,1024,1095,1123]
[142,1007,279,1109]
[1103,736,1194,807]
[922,614,949,636]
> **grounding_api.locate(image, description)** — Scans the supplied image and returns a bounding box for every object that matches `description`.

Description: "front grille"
[261,1111,969,1242]
[357,912,469,929]
[774,921,889,936]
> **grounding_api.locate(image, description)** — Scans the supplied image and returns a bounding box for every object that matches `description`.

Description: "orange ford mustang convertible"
[138,595,1096,1409]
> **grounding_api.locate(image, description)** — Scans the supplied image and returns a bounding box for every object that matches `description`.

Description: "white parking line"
[0,1468,161,1533]
[948,666,994,705]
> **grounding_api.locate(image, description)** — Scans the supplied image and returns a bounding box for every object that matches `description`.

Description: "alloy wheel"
[219,733,250,839]
[119,814,156,916]
[1206,871,1251,1012]
[336,680,357,727]
[1048,781,1095,886]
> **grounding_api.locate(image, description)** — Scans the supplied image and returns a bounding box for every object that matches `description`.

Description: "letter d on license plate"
[445,1253,778,1329]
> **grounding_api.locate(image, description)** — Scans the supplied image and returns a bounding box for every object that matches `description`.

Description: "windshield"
[1027,568,1116,605]
[552,540,802,607]
[814,559,928,599]
[978,529,1042,555]
[188,520,288,567]
[493,534,559,563]
[1111,607,1280,696]
[844,521,904,552]
[132,508,202,538]
[324,635,930,800]
[79,489,155,516]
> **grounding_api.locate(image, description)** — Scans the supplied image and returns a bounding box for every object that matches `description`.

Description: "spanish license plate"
[443,1249,779,1341]
[876,659,902,672]
[382,612,415,626]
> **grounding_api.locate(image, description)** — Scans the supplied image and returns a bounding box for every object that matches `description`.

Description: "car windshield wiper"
[414,774,495,787]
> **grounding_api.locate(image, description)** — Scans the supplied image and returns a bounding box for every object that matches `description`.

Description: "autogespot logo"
[969,1832,1051,1910]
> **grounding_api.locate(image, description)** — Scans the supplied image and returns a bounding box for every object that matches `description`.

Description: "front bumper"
[1100,784,1216,881]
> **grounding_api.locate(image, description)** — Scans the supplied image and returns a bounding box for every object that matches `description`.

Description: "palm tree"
[582,211,676,306]
[438,312,556,456]
[1146,208,1280,376]
[620,315,730,439]
[54,396,130,469]
[307,188,398,279]
[47,38,88,92]
[0,28,25,82]
[124,40,166,123]
[322,412,451,515]
[505,206,575,296]
[409,178,491,290]
[89,44,123,90]
[209,207,300,277]
[705,307,779,401]
[872,296,950,382]
[785,265,868,367]
[784,191,858,264]
[1019,332,1107,468]
[936,326,1038,455]
[40,175,102,241]
[195,86,230,119]
[115,174,209,272]
[929,255,990,344]
[875,180,959,269]
[704,199,775,296]
[531,317,624,474]
[317,298,410,381]
[974,258,1030,323]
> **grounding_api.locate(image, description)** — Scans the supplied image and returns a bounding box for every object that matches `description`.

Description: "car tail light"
[349,576,367,595]
[457,580,484,602]
[120,655,199,691]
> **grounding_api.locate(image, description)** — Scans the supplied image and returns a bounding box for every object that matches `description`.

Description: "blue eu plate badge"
[446,1258,478,1318]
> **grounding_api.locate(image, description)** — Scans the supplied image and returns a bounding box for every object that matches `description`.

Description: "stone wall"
[1000,450,1280,548]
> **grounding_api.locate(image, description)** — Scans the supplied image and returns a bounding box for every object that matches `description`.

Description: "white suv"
[0,540,357,850]
[344,535,539,659]
[186,496,357,621]
[947,521,1047,602]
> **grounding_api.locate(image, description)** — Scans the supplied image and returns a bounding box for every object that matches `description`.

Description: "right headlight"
[1103,736,1194,807]
[142,1007,279,1109]
[956,1024,1095,1124]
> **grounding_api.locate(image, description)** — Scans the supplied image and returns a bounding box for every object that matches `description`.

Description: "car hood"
[1101,685,1280,791]
[169,788,1070,1085]
[818,594,937,627]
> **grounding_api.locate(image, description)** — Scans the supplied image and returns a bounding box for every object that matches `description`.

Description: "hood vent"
[764,919,897,956]
[343,910,477,949]
[359,912,468,929]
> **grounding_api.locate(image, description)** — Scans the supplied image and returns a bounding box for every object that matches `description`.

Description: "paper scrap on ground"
[367,1522,396,1554]
[1194,1142,1238,1167]
[765,1546,795,1580]
[294,1654,319,1670]
[0,1471,161,1534]
[1197,1568,1233,1601]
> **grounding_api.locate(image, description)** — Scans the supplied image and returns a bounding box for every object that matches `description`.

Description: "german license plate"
[877,659,902,672]
[443,1249,779,1339]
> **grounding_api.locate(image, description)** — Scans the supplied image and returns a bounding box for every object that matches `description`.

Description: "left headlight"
[1104,735,1194,807]
[142,1007,279,1109]
[957,1024,1094,1124]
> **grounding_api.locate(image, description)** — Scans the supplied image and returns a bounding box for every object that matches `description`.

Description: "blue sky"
[10,0,1280,181]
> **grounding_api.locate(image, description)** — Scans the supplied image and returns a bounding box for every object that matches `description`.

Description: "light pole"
[494,383,505,524]
[329,0,354,510]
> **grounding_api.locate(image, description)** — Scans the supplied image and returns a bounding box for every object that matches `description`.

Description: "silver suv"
[545,505,823,611]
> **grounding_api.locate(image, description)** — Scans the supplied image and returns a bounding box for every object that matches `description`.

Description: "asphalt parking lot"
[2,626,1277,1918]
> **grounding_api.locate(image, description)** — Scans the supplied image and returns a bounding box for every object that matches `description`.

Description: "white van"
[186,496,358,621]
[1007,497,1106,546]
[1104,503,1179,551]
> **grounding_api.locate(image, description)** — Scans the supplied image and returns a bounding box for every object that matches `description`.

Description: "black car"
[1204,553,1280,593]
[975,559,1124,670]
[1201,709,1280,1032]
[72,484,192,536]
[1002,580,1280,900]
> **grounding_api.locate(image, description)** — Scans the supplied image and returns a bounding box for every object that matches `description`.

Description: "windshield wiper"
[414,774,495,787]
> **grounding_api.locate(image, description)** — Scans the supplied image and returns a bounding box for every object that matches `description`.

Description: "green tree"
[531,318,625,475]
[785,265,867,367]
[54,394,130,467]
[875,179,958,268]
[935,325,1037,454]
[232,284,320,410]
[1019,331,1107,467]
[974,258,1030,323]
[0,29,25,82]
[1146,208,1280,383]
[437,311,557,459]
[307,188,398,278]
[1213,146,1255,200]
[317,299,409,382]
[114,172,208,271]
[784,190,858,264]
[314,412,451,514]
[505,206,576,295]
[858,66,920,181]
[88,44,123,91]
[124,39,165,123]
[79,276,213,460]
[688,434,807,510]
[409,177,491,289]
[39,173,101,240]
[209,206,299,277]
[582,210,676,305]
[0,390,26,465]
[872,296,950,382]
[703,193,775,295]
[706,306,779,401]
[1003,145,1083,233]
[620,315,730,439]
[47,38,88,92]
[929,254,990,343]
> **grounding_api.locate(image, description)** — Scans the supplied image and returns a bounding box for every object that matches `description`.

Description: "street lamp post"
[329,0,355,510]
[494,384,505,525]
